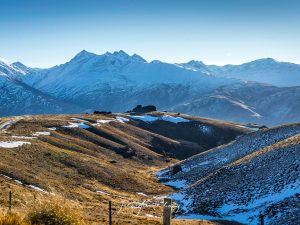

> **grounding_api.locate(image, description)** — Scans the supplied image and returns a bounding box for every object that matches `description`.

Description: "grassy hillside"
[0,112,247,224]
[157,123,300,225]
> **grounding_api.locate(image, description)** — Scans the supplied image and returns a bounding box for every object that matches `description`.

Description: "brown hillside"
[0,112,248,224]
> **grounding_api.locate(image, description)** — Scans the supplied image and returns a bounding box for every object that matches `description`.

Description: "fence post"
[8,191,12,213]
[163,198,172,225]
[109,201,112,225]
[259,213,264,225]
[33,192,37,203]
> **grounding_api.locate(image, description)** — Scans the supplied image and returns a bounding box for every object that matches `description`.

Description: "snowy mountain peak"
[178,60,211,74]
[150,60,163,64]
[112,50,129,57]
[131,53,147,63]
[70,50,97,63]
[0,56,10,66]
[11,62,34,75]
[0,56,17,77]
[12,61,28,69]
[248,58,278,65]
[186,60,206,66]
[70,50,146,65]
[107,50,146,63]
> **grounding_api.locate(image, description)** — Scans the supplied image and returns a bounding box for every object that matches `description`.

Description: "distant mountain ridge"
[179,57,300,87]
[0,51,299,125]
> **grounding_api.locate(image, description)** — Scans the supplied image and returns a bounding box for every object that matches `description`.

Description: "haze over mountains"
[0,50,299,125]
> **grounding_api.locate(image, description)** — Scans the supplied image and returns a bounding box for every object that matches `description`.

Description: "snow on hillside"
[0,141,31,148]
[129,114,190,123]
[157,124,300,225]
[63,122,91,129]
[0,57,30,77]
[176,60,212,75]
[158,123,300,186]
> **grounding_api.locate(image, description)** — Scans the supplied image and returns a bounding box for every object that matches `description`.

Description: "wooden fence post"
[163,198,172,225]
[259,213,264,225]
[8,191,12,213]
[109,201,112,225]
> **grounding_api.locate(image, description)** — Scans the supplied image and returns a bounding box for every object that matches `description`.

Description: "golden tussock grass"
[0,213,27,225]
[26,196,85,225]
[0,196,85,225]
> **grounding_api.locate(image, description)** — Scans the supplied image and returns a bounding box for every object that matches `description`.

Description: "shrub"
[0,213,27,225]
[132,105,157,113]
[172,165,182,175]
[26,197,84,225]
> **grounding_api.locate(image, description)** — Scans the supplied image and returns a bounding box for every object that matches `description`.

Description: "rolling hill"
[0,112,248,224]
[157,122,300,225]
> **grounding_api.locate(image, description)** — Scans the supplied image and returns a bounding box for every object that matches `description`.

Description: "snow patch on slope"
[63,122,91,129]
[33,131,51,136]
[0,141,31,148]
[129,115,190,123]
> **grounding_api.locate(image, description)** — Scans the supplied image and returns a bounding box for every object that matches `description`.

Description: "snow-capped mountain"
[0,57,83,116]
[30,50,236,88]
[180,58,300,87]
[0,57,23,77]
[1,51,300,125]
[215,58,300,87]
[157,123,300,225]
[21,50,238,112]
[177,60,212,75]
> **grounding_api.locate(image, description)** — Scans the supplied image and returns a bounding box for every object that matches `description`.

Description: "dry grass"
[26,196,85,225]
[0,197,84,225]
[0,113,246,224]
[0,213,27,225]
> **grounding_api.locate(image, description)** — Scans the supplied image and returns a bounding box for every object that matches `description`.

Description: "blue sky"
[0,0,299,67]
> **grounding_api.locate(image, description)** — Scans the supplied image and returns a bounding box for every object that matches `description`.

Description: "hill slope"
[0,112,247,224]
[157,123,300,225]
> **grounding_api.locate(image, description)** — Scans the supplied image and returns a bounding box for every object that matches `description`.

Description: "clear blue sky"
[0,0,299,67]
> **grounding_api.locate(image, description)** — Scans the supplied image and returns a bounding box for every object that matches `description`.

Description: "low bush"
[26,197,84,225]
[0,213,27,225]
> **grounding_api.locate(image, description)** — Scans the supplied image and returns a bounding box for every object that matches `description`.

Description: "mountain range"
[0,50,299,125]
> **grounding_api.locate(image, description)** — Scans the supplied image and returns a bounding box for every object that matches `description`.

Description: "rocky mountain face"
[157,123,300,225]
[0,51,299,126]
